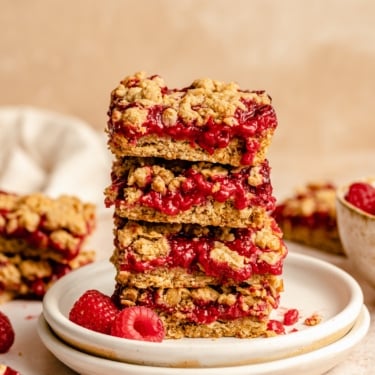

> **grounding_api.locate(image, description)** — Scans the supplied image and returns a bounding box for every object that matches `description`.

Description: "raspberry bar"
[273,182,343,254]
[105,157,275,227]
[113,275,283,339]
[0,250,94,302]
[107,72,278,167]
[0,253,20,303]
[111,218,287,288]
[111,218,286,338]
[0,191,96,301]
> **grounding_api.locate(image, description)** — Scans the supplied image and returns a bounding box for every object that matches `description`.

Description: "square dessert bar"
[110,218,286,338]
[113,275,283,339]
[106,72,278,167]
[0,191,96,300]
[111,218,287,288]
[273,182,343,254]
[0,250,94,303]
[105,157,276,228]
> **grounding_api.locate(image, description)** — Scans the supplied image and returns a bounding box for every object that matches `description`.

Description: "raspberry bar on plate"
[111,218,287,288]
[113,275,283,339]
[106,72,278,167]
[111,218,286,338]
[0,191,96,301]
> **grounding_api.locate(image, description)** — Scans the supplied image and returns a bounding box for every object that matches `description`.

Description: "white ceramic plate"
[38,305,370,375]
[42,252,364,368]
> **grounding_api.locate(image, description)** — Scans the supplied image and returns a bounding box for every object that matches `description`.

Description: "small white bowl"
[336,177,375,287]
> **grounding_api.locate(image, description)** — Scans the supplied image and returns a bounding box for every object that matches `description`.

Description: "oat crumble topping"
[111,71,271,130]
[210,242,246,271]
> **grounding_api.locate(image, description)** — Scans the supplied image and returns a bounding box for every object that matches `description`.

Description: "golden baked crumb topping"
[111,71,271,129]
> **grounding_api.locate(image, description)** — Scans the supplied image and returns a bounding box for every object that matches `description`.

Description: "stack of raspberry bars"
[105,72,287,338]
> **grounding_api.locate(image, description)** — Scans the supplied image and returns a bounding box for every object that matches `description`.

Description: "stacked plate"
[38,251,370,375]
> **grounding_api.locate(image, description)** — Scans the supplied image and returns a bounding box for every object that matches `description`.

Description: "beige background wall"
[1,0,374,194]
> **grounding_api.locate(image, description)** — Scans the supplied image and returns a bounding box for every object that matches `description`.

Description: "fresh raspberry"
[0,364,21,375]
[345,182,375,215]
[0,311,15,353]
[69,289,119,334]
[111,306,165,342]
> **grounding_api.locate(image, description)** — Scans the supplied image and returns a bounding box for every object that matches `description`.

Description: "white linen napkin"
[0,106,111,212]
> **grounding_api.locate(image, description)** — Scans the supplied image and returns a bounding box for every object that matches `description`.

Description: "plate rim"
[37,305,370,375]
[42,251,364,367]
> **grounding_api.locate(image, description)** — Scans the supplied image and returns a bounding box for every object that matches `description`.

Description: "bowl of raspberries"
[336,177,375,287]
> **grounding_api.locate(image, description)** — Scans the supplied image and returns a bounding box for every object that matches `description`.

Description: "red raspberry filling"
[26,262,72,298]
[109,96,277,165]
[0,211,92,260]
[267,308,301,335]
[107,161,275,216]
[283,308,299,325]
[117,222,285,282]
[113,283,278,325]
[267,319,285,335]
